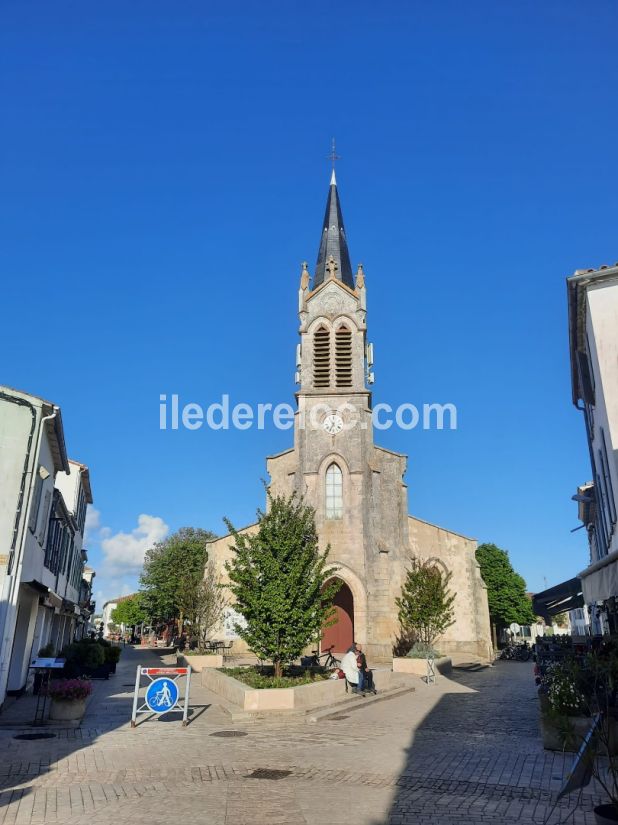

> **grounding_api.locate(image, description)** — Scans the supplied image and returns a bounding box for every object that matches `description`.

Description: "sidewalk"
[0,645,230,732]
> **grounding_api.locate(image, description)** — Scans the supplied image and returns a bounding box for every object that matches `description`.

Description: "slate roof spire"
[313,171,354,290]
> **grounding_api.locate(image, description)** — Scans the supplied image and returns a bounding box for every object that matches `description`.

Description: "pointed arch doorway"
[321,578,354,655]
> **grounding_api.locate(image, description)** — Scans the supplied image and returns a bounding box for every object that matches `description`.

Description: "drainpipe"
[0,404,58,702]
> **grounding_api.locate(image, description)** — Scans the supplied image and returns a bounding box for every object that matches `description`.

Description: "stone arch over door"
[320,563,367,653]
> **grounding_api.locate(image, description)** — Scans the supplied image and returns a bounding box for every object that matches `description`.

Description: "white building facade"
[0,387,94,705]
[568,265,618,627]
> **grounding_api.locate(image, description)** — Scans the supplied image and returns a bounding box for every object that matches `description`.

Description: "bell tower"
[268,170,410,661]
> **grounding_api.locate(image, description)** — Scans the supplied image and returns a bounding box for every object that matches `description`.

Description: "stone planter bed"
[177,653,224,672]
[202,667,403,713]
[392,656,452,676]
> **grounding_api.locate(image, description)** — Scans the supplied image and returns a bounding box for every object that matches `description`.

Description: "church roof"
[313,170,354,290]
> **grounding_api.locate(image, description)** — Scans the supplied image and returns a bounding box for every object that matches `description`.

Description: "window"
[325,463,343,519]
[313,326,330,388]
[74,485,88,535]
[28,474,43,532]
[600,428,617,529]
[595,476,610,557]
[335,325,352,387]
[38,489,52,546]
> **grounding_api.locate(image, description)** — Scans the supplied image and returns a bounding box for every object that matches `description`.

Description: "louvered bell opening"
[313,327,331,388]
[335,327,352,387]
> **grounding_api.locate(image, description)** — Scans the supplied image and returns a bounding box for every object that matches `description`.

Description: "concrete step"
[221,680,415,724]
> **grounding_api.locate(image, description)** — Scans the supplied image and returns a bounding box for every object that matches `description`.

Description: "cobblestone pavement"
[0,647,602,824]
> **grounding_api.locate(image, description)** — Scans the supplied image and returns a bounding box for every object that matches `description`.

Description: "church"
[206,171,492,664]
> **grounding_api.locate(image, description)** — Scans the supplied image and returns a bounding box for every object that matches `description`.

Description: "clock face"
[323,414,344,435]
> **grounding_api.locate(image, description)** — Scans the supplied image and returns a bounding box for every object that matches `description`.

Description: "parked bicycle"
[301,645,340,669]
[498,641,531,662]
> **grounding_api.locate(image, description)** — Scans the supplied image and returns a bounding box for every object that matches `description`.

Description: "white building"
[101,594,138,637]
[568,264,618,626]
[0,387,94,704]
[101,598,119,637]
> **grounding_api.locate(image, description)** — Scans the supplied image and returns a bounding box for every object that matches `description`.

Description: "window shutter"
[313,327,331,388]
[335,326,352,387]
[38,489,52,545]
[28,475,43,532]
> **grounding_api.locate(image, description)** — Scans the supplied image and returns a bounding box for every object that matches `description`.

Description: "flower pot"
[594,804,618,824]
[539,713,593,752]
[49,698,87,721]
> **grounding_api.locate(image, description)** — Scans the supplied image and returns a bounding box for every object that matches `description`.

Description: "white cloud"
[94,580,136,610]
[84,507,101,543]
[100,514,169,577]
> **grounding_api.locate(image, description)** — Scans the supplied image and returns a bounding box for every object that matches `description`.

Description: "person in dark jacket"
[356,644,377,695]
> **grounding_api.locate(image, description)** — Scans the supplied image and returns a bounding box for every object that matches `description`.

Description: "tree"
[111,594,147,628]
[475,543,535,631]
[224,492,340,677]
[178,560,227,648]
[140,527,216,623]
[395,559,456,652]
[554,612,569,628]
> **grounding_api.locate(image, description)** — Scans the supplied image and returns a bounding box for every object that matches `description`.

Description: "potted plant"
[537,658,592,751]
[103,643,121,673]
[61,640,110,679]
[583,647,618,823]
[48,678,93,721]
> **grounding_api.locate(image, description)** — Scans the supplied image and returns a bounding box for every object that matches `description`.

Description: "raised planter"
[202,668,402,713]
[177,653,224,672]
[540,713,594,752]
[49,698,87,721]
[392,656,452,676]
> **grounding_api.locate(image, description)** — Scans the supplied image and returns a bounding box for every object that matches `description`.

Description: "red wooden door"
[321,581,354,654]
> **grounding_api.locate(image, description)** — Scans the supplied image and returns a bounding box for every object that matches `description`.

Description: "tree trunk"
[274,660,283,678]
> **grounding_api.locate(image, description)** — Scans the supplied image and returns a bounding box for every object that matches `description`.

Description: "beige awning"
[579,548,618,603]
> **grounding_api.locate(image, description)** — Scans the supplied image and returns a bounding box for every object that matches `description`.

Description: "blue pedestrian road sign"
[145,677,179,714]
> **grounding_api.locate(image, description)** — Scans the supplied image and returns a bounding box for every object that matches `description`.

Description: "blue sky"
[2,1,617,608]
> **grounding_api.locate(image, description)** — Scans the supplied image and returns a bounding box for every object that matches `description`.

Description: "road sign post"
[130,666,191,727]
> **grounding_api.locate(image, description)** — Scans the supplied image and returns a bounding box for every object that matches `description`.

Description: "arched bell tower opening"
[321,578,354,654]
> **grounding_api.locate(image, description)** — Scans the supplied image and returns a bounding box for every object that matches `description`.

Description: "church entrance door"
[321,579,354,655]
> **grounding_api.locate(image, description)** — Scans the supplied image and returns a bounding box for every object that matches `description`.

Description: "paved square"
[0,647,602,824]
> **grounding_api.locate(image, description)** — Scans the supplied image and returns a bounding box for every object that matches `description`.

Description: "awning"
[579,548,618,603]
[532,577,584,621]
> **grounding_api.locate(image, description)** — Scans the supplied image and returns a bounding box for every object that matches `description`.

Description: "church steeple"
[313,171,355,290]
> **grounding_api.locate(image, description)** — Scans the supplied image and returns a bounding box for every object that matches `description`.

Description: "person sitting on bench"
[341,643,361,693]
[356,644,376,695]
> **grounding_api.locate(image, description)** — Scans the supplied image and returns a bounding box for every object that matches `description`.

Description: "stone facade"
[206,175,492,663]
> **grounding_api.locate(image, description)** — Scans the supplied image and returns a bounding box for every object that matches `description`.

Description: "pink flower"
[47,678,93,701]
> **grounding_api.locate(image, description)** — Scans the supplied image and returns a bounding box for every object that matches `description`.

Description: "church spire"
[313,172,354,290]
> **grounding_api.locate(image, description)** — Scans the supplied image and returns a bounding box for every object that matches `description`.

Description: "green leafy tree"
[475,543,535,631]
[111,594,147,628]
[395,559,456,651]
[178,560,227,648]
[224,492,340,677]
[140,527,216,622]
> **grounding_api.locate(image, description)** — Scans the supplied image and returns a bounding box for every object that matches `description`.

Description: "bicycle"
[302,645,340,669]
[498,642,531,662]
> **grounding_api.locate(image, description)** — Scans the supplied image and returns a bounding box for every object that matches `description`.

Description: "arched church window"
[325,463,343,519]
[313,325,330,388]
[335,325,352,387]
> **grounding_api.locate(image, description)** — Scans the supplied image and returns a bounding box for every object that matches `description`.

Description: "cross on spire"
[327,138,340,170]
